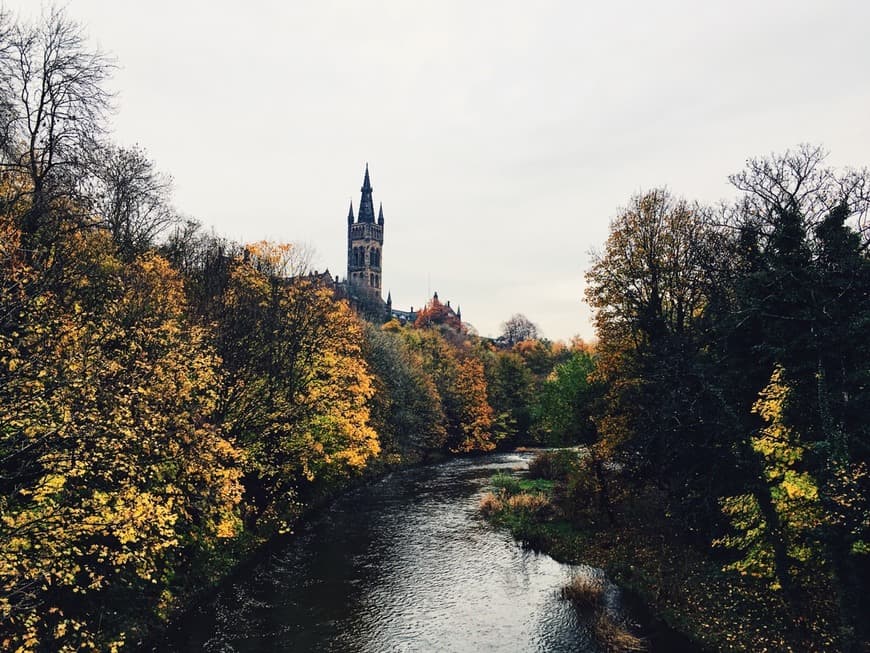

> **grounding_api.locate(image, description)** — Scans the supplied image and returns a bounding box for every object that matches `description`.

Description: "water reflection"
[170,453,598,652]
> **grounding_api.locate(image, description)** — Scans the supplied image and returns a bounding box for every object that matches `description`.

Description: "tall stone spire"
[377,202,384,226]
[358,163,376,223]
[346,163,384,298]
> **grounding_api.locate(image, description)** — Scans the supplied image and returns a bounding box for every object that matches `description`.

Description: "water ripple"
[170,453,599,652]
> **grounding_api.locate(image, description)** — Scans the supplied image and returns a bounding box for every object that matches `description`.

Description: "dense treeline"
[571,146,869,650]
[477,148,868,651]
[7,7,865,652]
[0,10,571,650]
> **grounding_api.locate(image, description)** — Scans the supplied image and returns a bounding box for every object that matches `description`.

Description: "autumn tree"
[452,356,497,452]
[215,242,379,534]
[585,188,735,533]
[0,208,242,651]
[414,293,462,331]
[363,323,447,463]
[400,326,497,453]
[159,219,238,317]
[512,337,567,377]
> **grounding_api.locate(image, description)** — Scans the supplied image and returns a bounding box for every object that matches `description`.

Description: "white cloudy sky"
[5,1,870,340]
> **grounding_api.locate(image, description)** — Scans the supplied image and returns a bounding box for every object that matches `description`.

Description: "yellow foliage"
[0,218,242,650]
[717,365,824,586]
[219,253,380,533]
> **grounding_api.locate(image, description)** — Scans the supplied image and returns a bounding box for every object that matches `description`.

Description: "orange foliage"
[414,295,461,330]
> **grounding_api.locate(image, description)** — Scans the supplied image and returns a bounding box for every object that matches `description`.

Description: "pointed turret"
[456,305,461,321]
[346,163,385,299]
[385,291,393,322]
[378,202,384,226]
[358,163,376,223]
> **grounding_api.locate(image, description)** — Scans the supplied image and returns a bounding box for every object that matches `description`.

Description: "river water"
[169,452,601,652]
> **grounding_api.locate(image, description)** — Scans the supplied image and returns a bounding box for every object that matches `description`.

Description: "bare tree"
[0,8,16,162]
[500,313,539,346]
[729,144,870,252]
[0,8,114,245]
[87,143,179,258]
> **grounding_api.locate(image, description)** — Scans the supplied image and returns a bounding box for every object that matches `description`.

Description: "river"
[167,452,603,652]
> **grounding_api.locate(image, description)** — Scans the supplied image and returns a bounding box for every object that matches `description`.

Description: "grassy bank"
[480,453,839,652]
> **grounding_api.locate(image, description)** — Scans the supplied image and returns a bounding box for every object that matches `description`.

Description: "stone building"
[337,164,389,320]
[346,163,384,295]
[338,165,461,327]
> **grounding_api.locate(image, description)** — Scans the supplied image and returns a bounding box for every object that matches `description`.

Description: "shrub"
[594,613,646,653]
[527,449,581,480]
[479,491,504,516]
[561,571,607,610]
[505,492,551,520]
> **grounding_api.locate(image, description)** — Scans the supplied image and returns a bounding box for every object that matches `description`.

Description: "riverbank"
[480,453,837,652]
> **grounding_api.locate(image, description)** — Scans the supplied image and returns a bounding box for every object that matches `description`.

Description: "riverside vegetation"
[1,8,868,653]
[481,144,870,652]
[0,9,591,650]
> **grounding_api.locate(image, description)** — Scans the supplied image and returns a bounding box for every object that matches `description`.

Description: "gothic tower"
[346,164,384,296]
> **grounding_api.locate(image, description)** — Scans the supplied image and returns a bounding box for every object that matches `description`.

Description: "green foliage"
[363,324,447,462]
[518,478,555,494]
[483,349,535,446]
[490,472,522,494]
[534,348,599,445]
[489,471,555,498]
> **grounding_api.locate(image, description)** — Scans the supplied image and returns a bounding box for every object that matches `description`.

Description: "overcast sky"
[5,1,870,341]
